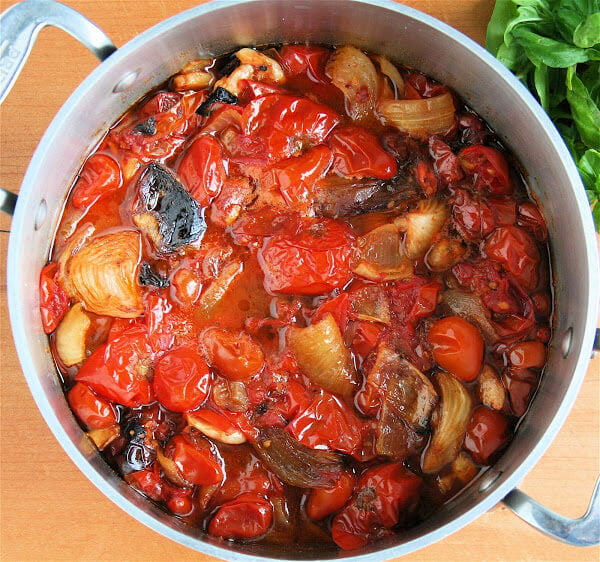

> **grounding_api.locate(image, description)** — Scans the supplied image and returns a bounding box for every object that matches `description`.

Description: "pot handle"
[502,476,600,546]
[0,0,116,105]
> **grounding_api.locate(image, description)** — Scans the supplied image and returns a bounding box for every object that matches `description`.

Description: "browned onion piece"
[313,174,418,219]
[375,352,438,459]
[350,285,391,324]
[87,425,120,451]
[435,451,479,495]
[252,427,344,489]
[374,55,405,99]
[441,289,500,344]
[421,372,472,474]
[288,313,359,401]
[378,92,456,138]
[62,230,143,318]
[196,259,244,316]
[352,223,413,282]
[426,238,468,272]
[326,45,379,124]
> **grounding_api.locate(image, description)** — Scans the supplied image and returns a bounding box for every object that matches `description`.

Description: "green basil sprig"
[486,0,600,230]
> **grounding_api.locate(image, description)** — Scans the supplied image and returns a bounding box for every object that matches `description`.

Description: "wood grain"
[1,1,598,560]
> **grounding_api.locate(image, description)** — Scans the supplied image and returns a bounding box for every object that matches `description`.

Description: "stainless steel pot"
[1,0,599,559]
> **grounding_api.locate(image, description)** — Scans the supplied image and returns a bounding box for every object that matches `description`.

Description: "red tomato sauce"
[42,44,552,552]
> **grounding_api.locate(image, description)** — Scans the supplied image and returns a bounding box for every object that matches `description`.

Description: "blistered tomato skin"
[167,433,223,486]
[39,263,70,334]
[208,493,273,539]
[71,153,122,209]
[202,328,265,381]
[67,382,117,430]
[306,471,356,520]
[464,406,512,464]
[153,346,211,412]
[258,216,356,295]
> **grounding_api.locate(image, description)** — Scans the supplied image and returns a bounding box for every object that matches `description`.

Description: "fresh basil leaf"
[573,12,600,48]
[514,28,591,66]
[486,0,518,54]
[533,60,550,108]
[578,149,600,194]
[567,73,600,149]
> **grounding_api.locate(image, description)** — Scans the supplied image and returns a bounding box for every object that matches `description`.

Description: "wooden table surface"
[1,1,598,560]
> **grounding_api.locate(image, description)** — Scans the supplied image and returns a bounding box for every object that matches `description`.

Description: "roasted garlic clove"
[55,302,92,366]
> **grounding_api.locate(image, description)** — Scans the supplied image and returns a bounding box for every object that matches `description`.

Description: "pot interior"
[8,1,599,560]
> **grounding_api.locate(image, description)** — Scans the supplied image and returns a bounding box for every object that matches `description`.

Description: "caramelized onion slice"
[288,313,359,401]
[435,451,479,495]
[63,230,143,318]
[394,199,449,260]
[350,285,391,324]
[374,55,405,99]
[352,223,413,282]
[378,92,455,138]
[421,371,472,474]
[326,45,379,123]
[252,427,343,489]
[55,302,92,366]
[87,425,120,451]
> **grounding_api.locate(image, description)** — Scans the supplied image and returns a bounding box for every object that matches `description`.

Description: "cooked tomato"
[208,492,273,539]
[278,45,331,81]
[331,463,422,550]
[177,135,226,206]
[328,126,397,179]
[428,316,484,382]
[125,467,165,501]
[153,346,211,412]
[71,153,122,209]
[242,94,341,161]
[429,136,463,184]
[273,144,332,209]
[506,340,546,369]
[67,382,117,430]
[517,201,548,241]
[258,216,355,295]
[464,406,512,464]
[459,145,512,194]
[484,225,540,290]
[287,392,364,454]
[166,433,223,486]
[39,262,69,334]
[306,471,355,520]
[202,327,265,380]
[75,324,154,408]
[415,159,438,196]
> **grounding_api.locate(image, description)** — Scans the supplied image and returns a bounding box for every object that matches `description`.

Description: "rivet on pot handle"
[502,476,600,546]
[0,0,117,105]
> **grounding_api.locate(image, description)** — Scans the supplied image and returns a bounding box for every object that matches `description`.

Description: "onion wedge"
[421,372,472,474]
[288,313,359,402]
[378,92,455,138]
[326,45,379,124]
[55,302,92,366]
[61,230,143,318]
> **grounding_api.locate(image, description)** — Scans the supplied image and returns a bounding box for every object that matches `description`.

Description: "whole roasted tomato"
[208,492,273,539]
[153,346,211,412]
[459,144,512,194]
[67,382,117,430]
[71,153,122,209]
[331,463,422,550]
[39,262,69,334]
[258,216,355,295]
[75,324,154,408]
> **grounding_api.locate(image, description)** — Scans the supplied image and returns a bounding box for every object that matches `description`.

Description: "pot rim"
[6,1,600,559]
